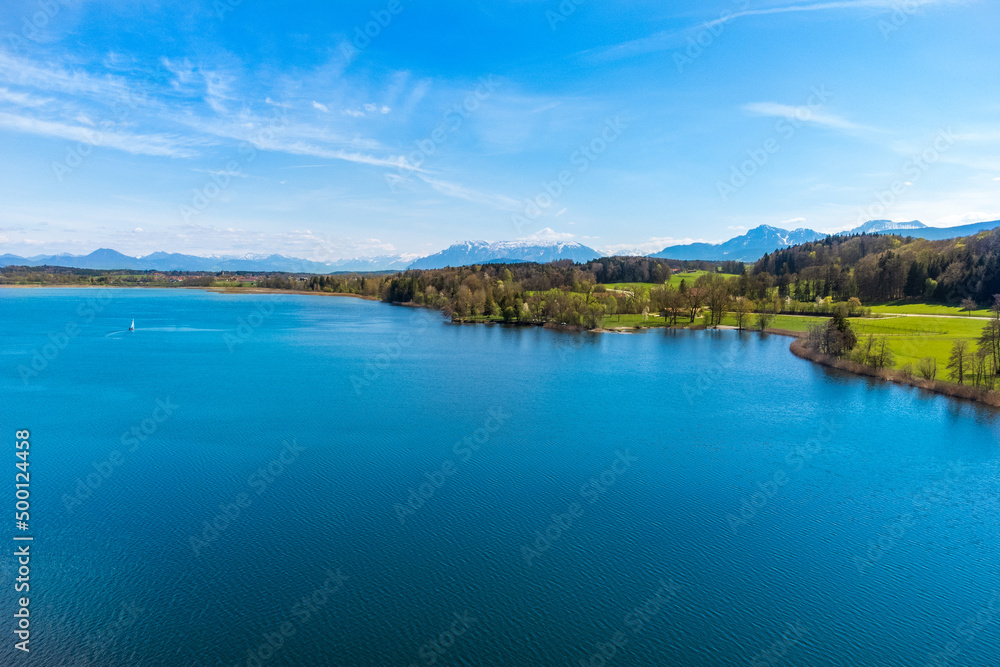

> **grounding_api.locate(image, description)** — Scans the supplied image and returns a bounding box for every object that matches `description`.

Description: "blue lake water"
[1,288,999,666]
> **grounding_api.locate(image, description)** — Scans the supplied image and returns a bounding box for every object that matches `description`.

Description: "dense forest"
[752,229,1000,303]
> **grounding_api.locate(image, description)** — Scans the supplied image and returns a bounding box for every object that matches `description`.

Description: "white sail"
[129,319,135,331]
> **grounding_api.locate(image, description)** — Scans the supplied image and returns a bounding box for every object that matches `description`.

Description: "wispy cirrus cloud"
[0,50,131,99]
[742,101,873,132]
[0,49,423,169]
[417,176,522,211]
[589,0,963,60]
[0,111,204,157]
[0,86,53,108]
[701,0,958,30]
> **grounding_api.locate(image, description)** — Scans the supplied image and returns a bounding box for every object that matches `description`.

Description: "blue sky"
[0,0,997,260]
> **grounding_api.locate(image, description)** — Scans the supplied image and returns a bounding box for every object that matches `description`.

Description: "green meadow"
[849,315,990,371]
[869,301,991,318]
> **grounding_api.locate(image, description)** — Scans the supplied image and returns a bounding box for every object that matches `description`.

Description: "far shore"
[6,283,997,409]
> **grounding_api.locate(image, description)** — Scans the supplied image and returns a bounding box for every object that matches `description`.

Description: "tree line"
[752,229,1000,304]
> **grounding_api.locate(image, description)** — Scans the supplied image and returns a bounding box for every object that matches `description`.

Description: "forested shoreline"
[5,228,1000,405]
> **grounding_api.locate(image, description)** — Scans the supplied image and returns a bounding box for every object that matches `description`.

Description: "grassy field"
[600,312,824,333]
[602,308,990,374]
[850,315,989,371]
[607,271,738,292]
[869,300,991,318]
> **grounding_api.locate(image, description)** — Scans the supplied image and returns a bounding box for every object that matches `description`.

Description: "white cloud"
[0,51,131,99]
[417,176,521,210]
[702,0,957,30]
[0,111,203,158]
[341,109,365,117]
[742,102,868,131]
[0,87,52,108]
[521,227,576,242]
[531,101,562,114]
[312,101,329,113]
[602,237,711,256]
[358,103,391,115]
[591,0,959,60]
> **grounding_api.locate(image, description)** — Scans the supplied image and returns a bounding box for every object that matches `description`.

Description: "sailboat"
[129,319,135,332]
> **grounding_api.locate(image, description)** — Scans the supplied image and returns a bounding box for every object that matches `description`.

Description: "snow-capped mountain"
[651,225,825,262]
[841,220,926,235]
[406,240,601,270]
[0,249,414,273]
[651,219,1000,262]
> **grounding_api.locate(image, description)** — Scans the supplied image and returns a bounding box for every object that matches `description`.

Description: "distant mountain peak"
[850,220,926,234]
[407,239,599,270]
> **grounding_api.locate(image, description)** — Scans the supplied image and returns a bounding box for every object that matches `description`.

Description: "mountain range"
[2,219,998,273]
[0,249,416,273]
[406,240,600,270]
[652,219,1000,261]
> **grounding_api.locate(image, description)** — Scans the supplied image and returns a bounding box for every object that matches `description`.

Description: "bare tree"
[732,296,754,332]
[961,298,977,316]
[971,345,991,389]
[917,357,937,380]
[947,340,970,384]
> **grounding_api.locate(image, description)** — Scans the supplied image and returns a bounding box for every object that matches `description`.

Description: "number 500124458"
[15,430,30,531]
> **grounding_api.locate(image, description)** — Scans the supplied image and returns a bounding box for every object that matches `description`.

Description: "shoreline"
[7,284,996,409]
[789,339,1000,409]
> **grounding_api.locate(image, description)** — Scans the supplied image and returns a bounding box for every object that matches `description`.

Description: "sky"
[0,0,998,261]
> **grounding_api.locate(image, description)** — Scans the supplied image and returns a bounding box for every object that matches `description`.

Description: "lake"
[1,288,998,666]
